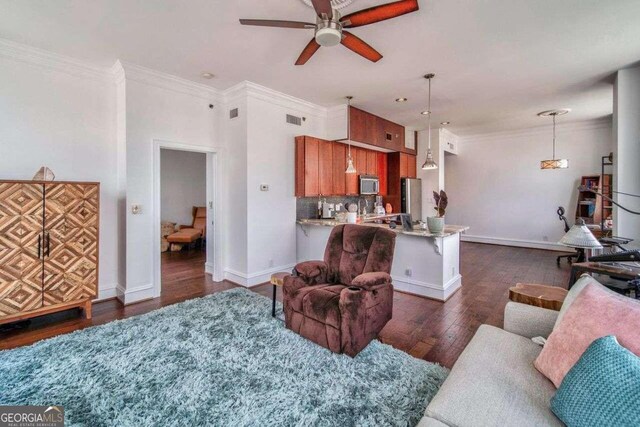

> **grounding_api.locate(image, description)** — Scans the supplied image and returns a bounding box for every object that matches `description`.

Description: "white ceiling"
[1,0,639,134]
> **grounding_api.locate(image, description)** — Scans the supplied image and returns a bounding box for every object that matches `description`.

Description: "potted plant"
[427,190,448,234]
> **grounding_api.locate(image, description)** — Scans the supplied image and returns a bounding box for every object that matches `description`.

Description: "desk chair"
[556,207,585,266]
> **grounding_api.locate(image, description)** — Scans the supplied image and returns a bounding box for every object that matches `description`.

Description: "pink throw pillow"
[534,283,640,388]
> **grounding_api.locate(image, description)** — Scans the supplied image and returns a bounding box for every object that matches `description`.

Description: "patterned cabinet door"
[43,183,99,306]
[0,182,44,316]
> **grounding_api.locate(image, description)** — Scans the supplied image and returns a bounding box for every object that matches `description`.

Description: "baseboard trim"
[116,283,155,305]
[224,264,295,287]
[95,286,118,302]
[461,234,567,252]
[391,274,462,301]
[205,262,214,276]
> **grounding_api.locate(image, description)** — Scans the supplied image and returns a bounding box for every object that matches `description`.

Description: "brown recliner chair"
[283,224,397,357]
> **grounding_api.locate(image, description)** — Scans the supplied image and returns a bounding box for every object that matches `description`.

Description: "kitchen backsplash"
[296,196,378,220]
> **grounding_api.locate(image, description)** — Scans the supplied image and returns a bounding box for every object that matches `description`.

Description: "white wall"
[160,149,206,226]
[445,120,612,250]
[613,66,640,248]
[115,63,221,302]
[0,46,119,299]
[244,86,327,284]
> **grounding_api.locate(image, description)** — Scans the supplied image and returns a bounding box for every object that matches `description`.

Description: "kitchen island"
[296,219,469,301]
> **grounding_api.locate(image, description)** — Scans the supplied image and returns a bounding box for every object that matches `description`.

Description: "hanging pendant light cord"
[552,113,556,159]
[347,97,352,157]
[427,77,432,150]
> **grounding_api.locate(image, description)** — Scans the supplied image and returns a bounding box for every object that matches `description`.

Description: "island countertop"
[297,218,469,238]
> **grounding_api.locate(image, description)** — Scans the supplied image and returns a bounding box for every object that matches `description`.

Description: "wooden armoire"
[0,180,99,325]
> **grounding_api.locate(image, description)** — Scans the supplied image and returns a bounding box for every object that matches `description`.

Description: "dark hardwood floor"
[0,243,571,368]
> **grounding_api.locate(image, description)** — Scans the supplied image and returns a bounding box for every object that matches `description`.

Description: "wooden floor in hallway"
[0,243,572,368]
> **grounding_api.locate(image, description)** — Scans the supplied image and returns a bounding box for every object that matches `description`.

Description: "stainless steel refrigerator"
[401,178,422,222]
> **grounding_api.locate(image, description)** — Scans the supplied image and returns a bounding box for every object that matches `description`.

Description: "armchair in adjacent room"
[283,224,397,357]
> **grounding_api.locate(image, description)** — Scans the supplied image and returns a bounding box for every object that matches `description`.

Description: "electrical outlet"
[405,268,412,277]
[269,259,274,268]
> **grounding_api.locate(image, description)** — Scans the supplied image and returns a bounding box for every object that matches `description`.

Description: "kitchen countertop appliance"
[359,175,379,195]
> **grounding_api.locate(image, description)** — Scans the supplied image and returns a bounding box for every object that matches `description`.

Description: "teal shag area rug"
[0,288,448,426]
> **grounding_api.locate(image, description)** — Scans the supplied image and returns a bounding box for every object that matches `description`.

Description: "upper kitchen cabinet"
[327,105,415,154]
[376,118,404,152]
[295,136,335,197]
[332,142,347,196]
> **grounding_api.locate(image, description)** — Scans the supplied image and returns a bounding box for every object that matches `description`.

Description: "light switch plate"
[131,204,142,214]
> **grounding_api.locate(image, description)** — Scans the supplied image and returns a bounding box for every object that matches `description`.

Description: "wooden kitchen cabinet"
[296,136,393,197]
[332,142,346,196]
[366,150,377,175]
[376,119,404,151]
[295,136,320,197]
[400,152,408,177]
[407,154,417,178]
[356,147,367,174]
[377,152,388,195]
[318,139,333,196]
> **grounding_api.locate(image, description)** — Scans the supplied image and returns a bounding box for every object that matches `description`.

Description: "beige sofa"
[418,277,604,426]
[418,305,561,426]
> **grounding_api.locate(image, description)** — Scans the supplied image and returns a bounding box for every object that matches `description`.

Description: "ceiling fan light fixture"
[315,27,342,46]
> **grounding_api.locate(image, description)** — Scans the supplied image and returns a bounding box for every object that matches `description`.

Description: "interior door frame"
[152,140,224,297]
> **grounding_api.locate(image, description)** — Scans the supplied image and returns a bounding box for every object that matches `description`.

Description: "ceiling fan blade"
[341,0,419,28]
[239,19,316,29]
[311,0,333,19]
[295,39,321,65]
[341,31,382,62]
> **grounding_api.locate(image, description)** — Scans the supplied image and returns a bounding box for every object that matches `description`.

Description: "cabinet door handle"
[37,234,41,259]
[45,232,50,257]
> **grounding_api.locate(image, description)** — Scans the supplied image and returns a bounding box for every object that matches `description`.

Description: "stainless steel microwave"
[359,175,379,195]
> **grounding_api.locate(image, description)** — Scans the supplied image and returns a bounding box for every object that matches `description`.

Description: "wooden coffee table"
[508,283,568,311]
[270,272,289,318]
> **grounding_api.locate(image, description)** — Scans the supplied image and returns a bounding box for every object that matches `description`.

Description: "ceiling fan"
[239,0,419,65]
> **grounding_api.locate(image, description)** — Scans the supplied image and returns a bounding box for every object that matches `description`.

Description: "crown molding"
[222,81,327,117]
[114,60,221,101]
[459,117,612,143]
[0,38,111,82]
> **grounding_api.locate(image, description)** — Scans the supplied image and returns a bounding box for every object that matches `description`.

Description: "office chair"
[556,207,586,266]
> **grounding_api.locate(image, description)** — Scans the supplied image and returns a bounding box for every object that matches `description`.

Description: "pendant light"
[539,109,570,169]
[345,96,357,174]
[421,74,438,170]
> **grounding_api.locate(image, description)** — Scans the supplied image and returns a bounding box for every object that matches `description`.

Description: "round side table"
[270,272,289,318]
[508,283,568,311]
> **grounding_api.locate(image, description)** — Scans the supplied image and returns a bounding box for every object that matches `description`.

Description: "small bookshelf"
[575,174,613,236]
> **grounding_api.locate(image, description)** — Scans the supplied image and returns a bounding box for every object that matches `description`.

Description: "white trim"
[94,286,118,302]
[461,234,568,252]
[458,117,612,143]
[115,60,221,101]
[116,283,155,305]
[153,140,225,300]
[0,37,110,81]
[224,264,295,288]
[222,81,326,117]
[391,274,462,301]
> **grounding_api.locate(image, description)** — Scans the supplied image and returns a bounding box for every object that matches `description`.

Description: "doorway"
[159,148,207,294]
[153,140,223,299]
